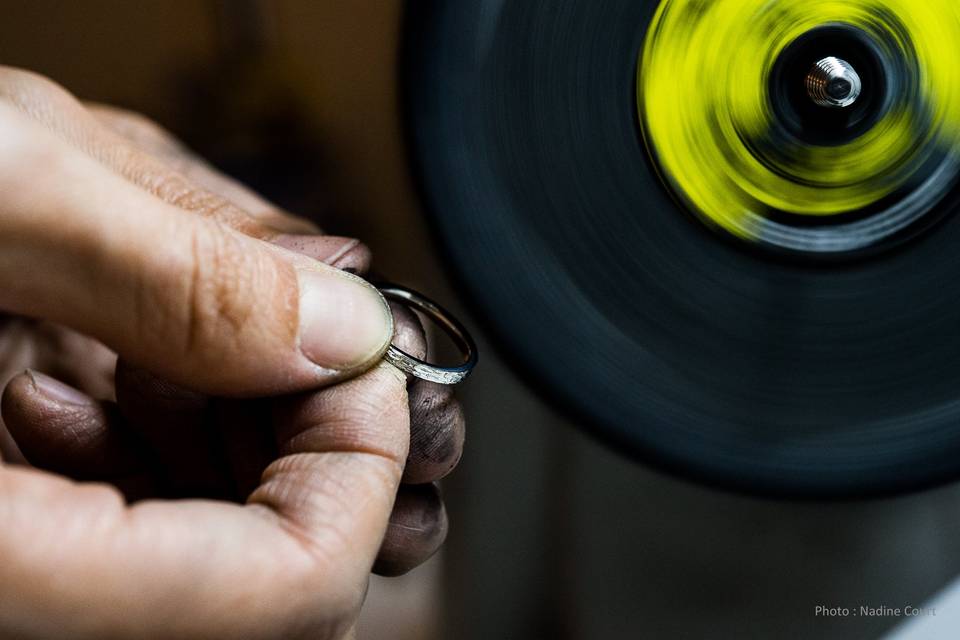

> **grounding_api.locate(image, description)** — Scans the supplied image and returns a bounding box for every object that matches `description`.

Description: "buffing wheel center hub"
[638,1,960,258]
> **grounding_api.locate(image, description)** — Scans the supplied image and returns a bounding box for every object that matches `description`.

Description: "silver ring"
[378,283,478,385]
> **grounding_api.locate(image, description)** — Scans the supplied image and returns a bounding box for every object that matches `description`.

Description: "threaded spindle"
[806,56,861,108]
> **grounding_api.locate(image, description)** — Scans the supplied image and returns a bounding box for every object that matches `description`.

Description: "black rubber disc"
[402,1,960,497]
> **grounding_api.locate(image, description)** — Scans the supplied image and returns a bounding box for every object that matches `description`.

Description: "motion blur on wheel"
[407,0,960,496]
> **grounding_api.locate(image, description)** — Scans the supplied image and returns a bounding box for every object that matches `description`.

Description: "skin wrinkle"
[275,367,410,465]
[125,153,264,237]
[251,458,393,569]
[186,226,272,365]
[94,106,189,160]
[120,212,196,368]
[201,229,244,338]
[210,232,257,338]
[283,426,403,463]
[403,382,464,484]
[0,73,265,240]
[250,477,343,568]
[0,108,363,393]
[0,66,466,635]
[114,499,338,640]
[263,418,406,479]
[411,392,456,459]
[314,392,400,439]
[6,375,126,477]
[87,103,320,235]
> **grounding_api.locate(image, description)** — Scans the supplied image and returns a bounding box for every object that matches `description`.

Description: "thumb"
[0,105,392,395]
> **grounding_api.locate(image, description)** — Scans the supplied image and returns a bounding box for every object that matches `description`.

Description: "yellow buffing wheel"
[407,0,960,495]
[639,0,960,254]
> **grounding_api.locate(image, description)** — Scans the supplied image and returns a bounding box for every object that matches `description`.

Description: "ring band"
[377,283,478,385]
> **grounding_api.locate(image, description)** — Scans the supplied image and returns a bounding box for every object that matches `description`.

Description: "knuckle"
[0,67,84,129]
[135,168,204,211]
[281,371,411,465]
[0,106,65,207]
[0,66,68,103]
[105,107,171,142]
[133,223,273,367]
[183,227,260,352]
[338,373,410,429]
[144,170,200,207]
[130,167,265,236]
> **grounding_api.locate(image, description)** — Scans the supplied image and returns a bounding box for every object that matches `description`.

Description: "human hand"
[0,67,465,638]
[0,306,465,638]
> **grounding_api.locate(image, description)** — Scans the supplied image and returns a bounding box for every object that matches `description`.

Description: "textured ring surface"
[379,283,477,385]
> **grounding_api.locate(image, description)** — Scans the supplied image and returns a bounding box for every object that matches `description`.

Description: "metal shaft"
[806,57,862,108]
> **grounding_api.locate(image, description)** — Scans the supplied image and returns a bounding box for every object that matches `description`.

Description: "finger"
[0,68,286,238]
[404,381,466,484]
[1,370,156,499]
[4,69,372,274]
[372,483,448,577]
[387,303,467,483]
[0,319,116,465]
[389,301,427,362]
[25,321,117,400]
[0,318,414,637]
[85,103,317,231]
[271,234,372,274]
[0,103,392,396]
[257,304,430,577]
[85,102,373,272]
[2,370,136,475]
[0,459,389,636]
[259,363,410,578]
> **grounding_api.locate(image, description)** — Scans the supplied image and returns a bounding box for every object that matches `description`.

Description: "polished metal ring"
[378,283,478,385]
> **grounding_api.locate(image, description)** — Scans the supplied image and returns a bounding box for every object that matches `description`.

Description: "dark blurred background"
[4,2,960,638]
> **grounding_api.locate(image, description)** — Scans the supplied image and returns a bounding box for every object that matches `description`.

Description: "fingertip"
[404,382,466,484]
[1,370,145,478]
[389,302,427,362]
[272,235,372,274]
[1,370,34,420]
[297,268,394,371]
[2,370,93,425]
[373,483,448,577]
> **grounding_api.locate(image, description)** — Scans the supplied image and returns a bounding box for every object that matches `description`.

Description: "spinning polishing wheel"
[403,0,960,496]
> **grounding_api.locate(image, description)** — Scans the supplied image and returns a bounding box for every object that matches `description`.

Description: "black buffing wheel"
[402,0,960,497]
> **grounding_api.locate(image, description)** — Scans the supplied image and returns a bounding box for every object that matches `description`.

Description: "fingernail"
[27,370,92,406]
[298,268,393,369]
[273,235,372,273]
[273,235,360,263]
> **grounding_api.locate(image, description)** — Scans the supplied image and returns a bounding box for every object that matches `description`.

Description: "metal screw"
[806,57,862,108]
